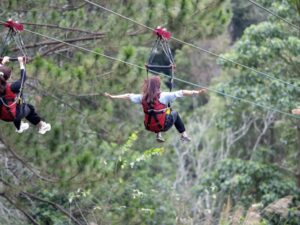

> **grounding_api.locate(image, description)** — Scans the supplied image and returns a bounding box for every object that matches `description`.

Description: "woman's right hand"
[18,56,24,63]
[197,89,207,95]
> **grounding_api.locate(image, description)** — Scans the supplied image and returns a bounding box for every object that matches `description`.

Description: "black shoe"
[180,135,191,142]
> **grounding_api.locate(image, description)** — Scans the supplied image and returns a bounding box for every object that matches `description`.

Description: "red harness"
[142,94,167,133]
[0,84,17,122]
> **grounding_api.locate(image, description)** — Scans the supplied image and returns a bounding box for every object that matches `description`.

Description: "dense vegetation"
[0,0,299,224]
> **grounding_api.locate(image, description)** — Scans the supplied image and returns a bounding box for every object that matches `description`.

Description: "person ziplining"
[105,27,207,142]
[105,27,208,142]
[105,76,206,142]
[0,20,51,134]
[0,56,51,134]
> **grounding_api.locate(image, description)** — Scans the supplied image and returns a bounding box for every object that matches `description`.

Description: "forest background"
[0,0,300,224]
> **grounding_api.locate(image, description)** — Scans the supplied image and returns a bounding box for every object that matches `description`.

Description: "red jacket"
[142,94,167,133]
[0,84,17,122]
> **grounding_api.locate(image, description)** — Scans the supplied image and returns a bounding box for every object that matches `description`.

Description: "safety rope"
[12,33,28,104]
[146,27,175,92]
[0,97,17,108]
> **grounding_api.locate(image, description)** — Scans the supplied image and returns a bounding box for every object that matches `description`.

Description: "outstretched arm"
[292,108,300,115]
[182,89,207,96]
[104,92,131,100]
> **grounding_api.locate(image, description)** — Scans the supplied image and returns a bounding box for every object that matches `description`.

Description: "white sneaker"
[156,132,165,142]
[16,122,30,134]
[38,121,51,134]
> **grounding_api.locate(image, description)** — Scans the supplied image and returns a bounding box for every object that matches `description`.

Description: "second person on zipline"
[0,56,51,134]
[105,76,207,142]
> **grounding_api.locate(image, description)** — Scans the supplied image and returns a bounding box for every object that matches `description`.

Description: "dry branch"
[23,192,84,225]
[23,22,103,35]
[11,29,146,53]
[11,34,105,52]
[0,133,58,183]
[2,194,40,225]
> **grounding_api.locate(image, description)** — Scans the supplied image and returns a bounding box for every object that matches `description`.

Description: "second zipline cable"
[21,27,300,119]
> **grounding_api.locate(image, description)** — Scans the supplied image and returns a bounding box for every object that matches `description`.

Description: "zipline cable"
[247,0,300,32]
[21,27,300,119]
[83,0,300,92]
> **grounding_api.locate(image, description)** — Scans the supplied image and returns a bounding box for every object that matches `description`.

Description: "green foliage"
[288,0,300,13]
[1,0,300,224]
[214,0,300,162]
[263,195,300,225]
[194,159,298,208]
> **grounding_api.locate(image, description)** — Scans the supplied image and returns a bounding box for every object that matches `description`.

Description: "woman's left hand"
[197,89,207,95]
[1,56,10,65]
[292,108,300,115]
[104,92,112,99]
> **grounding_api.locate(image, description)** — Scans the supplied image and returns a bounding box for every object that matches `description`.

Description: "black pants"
[163,111,185,133]
[13,104,41,130]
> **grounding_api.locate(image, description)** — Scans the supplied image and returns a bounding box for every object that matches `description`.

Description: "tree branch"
[11,29,146,53]
[226,113,255,152]
[251,111,275,154]
[39,43,70,57]
[0,133,58,183]
[25,80,109,136]
[0,179,82,225]
[22,192,84,225]
[1,194,40,225]
[22,22,102,35]
[11,34,105,52]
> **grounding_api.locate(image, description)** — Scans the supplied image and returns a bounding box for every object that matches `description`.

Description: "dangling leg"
[13,119,21,130]
[24,104,51,134]
[14,105,29,133]
[156,132,165,142]
[171,111,191,142]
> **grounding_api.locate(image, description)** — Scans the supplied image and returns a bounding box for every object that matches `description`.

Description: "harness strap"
[152,112,163,130]
[145,112,163,130]
[146,28,175,96]
[145,100,155,129]
[0,97,15,120]
[146,111,152,129]
[12,33,27,105]
[146,108,167,114]
[0,95,18,107]
[145,100,165,131]
[145,111,165,115]
[17,70,26,105]
[147,38,160,65]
